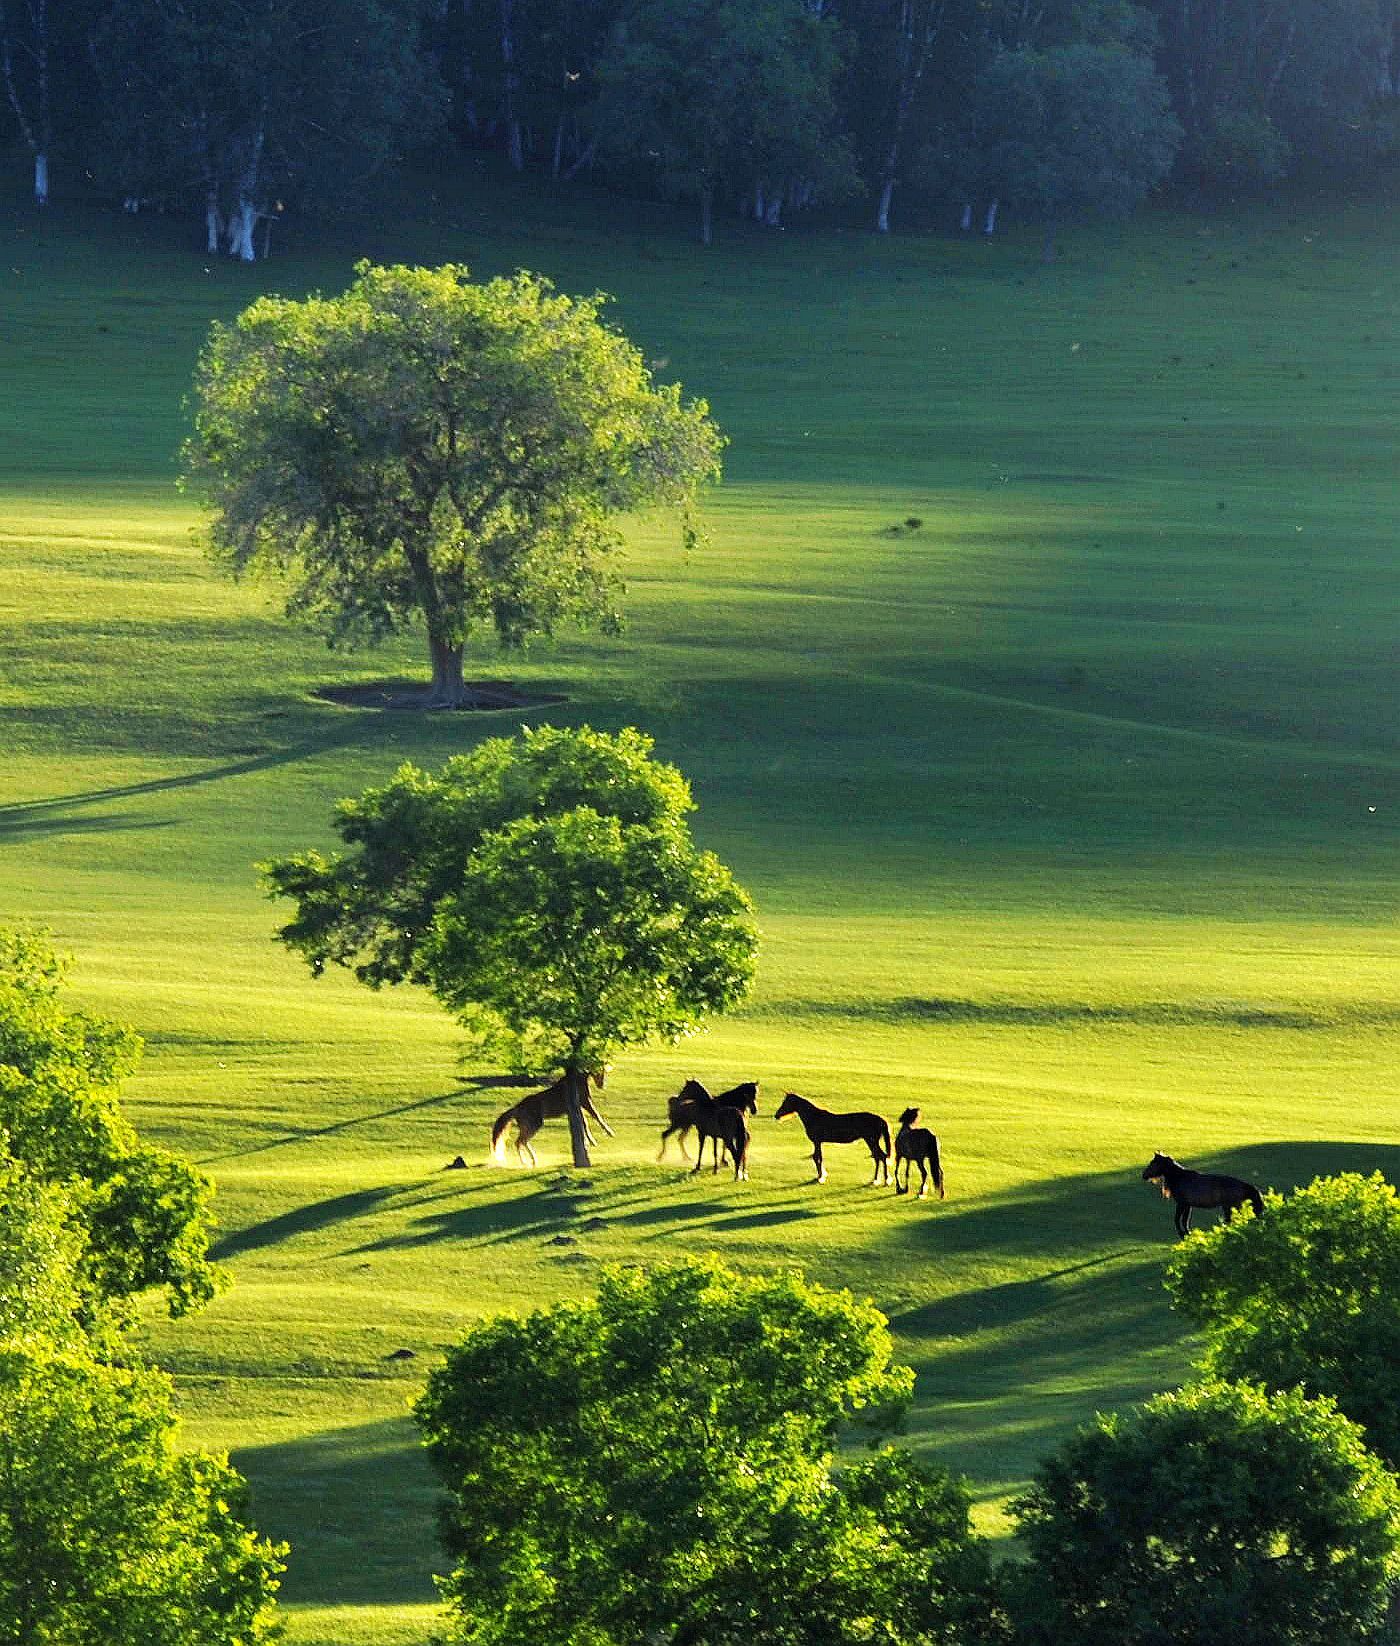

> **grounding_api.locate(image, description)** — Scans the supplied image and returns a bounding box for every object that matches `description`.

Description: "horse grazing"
[491,1072,613,1167]
[894,1108,945,1200]
[659,1078,758,1166]
[774,1092,891,1186]
[1142,1151,1263,1238]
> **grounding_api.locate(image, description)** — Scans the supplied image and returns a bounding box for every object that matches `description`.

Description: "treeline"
[3,0,1399,252]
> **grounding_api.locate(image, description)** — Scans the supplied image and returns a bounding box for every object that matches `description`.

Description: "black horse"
[1142,1151,1263,1238]
[894,1108,945,1199]
[491,1072,612,1166]
[774,1092,891,1186]
[659,1079,758,1170]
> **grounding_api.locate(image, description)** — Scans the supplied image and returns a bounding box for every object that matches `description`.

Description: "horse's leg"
[813,1141,826,1184]
[1221,1201,1235,1223]
[894,1155,907,1195]
[916,1158,929,1199]
[1176,1201,1191,1237]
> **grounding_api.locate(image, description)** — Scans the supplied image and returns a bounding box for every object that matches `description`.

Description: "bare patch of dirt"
[314,678,566,712]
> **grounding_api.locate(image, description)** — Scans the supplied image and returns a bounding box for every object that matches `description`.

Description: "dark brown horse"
[894,1108,945,1200]
[491,1072,613,1167]
[659,1078,758,1166]
[1142,1151,1263,1238]
[774,1092,890,1186]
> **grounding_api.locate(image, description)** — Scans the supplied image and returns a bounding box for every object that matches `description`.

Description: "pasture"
[3,164,1399,1645]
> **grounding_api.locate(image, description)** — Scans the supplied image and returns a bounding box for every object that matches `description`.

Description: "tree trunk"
[32,150,47,205]
[564,1064,592,1169]
[700,184,713,246]
[427,633,469,707]
[205,191,222,254]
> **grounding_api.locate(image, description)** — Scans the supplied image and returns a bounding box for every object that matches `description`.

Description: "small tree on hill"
[184,261,723,706]
[1164,1171,1400,1471]
[414,1258,1006,1646]
[263,725,757,1165]
[0,926,221,1321]
[1010,1379,1400,1646]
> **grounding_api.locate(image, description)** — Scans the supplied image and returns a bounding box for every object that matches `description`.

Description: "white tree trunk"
[763,190,783,226]
[205,193,222,253]
[228,198,258,261]
[877,177,895,233]
[33,151,47,204]
[984,200,999,235]
[960,201,972,230]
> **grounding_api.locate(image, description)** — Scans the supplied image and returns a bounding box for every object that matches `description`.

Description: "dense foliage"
[264,726,757,1136]
[415,1258,1006,1646]
[185,261,722,704]
[0,926,221,1321]
[0,1023,285,1645]
[1164,1171,1400,1470]
[6,0,1398,238]
[1010,1379,1400,1646]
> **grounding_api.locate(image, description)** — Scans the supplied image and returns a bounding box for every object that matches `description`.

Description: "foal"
[774,1092,891,1186]
[1142,1151,1263,1238]
[894,1108,945,1199]
[491,1073,613,1166]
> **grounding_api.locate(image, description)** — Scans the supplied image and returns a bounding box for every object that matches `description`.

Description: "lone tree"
[1164,1171,1400,1472]
[263,725,757,1165]
[1009,1379,1400,1646]
[184,261,723,706]
[414,1258,1005,1646]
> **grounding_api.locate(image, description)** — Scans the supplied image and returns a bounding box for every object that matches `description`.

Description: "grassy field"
[3,162,1400,1644]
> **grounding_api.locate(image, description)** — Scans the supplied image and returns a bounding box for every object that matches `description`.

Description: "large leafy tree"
[88,0,440,257]
[263,725,757,1164]
[960,43,1179,257]
[1010,1379,1400,1646]
[415,1258,1005,1646]
[184,262,722,705]
[1164,1171,1400,1471]
[0,927,221,1320]
[593,0,858,242]
[0,1166,284,1646]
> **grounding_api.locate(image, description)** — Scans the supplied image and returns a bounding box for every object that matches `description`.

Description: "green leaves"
[1165,1171,1400,1471]
[415,1258,997,1646]
[185,262,722,693]
[1010,1379,1400,1646]
[264,724,758,1075]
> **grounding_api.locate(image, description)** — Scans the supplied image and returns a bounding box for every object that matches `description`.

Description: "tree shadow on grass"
[199,1086,468,1165]
[230,1417,441,1608]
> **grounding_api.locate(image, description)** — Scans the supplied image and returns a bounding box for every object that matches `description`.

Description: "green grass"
[3,161,1400,1642]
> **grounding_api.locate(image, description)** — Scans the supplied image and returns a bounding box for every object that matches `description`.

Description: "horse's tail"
[491,1107,516,1163]
[1247,1186,1264,1219]
[878,1118,892,1159]
[930,1134,946,1200]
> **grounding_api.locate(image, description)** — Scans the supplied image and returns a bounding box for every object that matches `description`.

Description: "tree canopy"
[263,726,757,1160]
[184,262,723,705]
[414,1257,1004,1646]
[1010,1379,1400,1646]
[0,926,221,1321]
[1164,1171,1400,1471]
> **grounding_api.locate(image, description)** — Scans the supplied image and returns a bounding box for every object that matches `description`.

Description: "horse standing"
[491,1073,613,1167]
[1142,1151,1263,1238]
[659,1079,758,1166]
[774,1092,891,1186]
[894,1108,945,1199]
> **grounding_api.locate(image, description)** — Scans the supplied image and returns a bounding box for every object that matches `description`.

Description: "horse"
[1141,1151,1263,1238]
[490,1072,613,1167]
[659,1078,758,1165]
[774,1092,891,1186]
[894,1108,945,1200]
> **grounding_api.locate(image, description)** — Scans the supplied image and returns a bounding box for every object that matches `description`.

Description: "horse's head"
[1142,1152,1172,1181]
[774,1092,801,1122]
[898,1107,920,1128]
[734,1080,759,1114]
[677,1078,709,1105]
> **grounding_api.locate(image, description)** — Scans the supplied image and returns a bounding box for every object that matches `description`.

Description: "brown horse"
[1142,1151,1263,1238]
[491,1072,613,1166]
[774,1092,890,1186]
[894,1108,945,1199]
[658,1078,758,1165]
